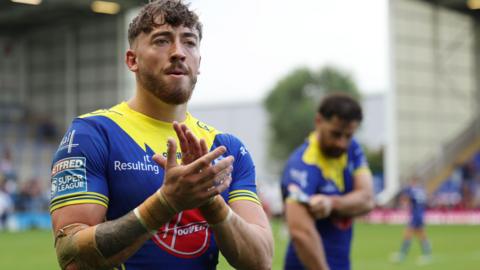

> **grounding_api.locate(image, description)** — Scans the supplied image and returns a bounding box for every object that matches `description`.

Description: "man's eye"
[184,40,197,47]
[332,132,342,138]
[154,39,169,45]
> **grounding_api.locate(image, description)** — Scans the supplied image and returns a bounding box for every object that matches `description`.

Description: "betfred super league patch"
[51,157,87,197]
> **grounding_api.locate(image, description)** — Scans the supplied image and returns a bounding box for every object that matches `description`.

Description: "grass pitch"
[1,221,479,269]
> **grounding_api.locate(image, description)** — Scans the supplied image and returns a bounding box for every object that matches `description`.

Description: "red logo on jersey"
[332,217,353,230]
[152,209,210,258]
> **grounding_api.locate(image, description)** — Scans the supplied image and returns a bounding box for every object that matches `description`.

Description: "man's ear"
[126,49,138,72]
[197,55,202,74]
[315,113,323,126]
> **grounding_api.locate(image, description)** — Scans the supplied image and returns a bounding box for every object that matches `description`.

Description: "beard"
[321,146,345,158]
[138,67,197,105]
[318,134,346,158]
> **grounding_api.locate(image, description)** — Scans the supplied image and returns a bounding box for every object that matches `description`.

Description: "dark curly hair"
[128,0,203,46]
[317,93,363,122]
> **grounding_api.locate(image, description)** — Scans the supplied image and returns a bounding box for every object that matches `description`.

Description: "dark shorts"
[409,216,424,229]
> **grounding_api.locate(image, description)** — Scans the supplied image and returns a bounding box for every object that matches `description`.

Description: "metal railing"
[413,115,480,192]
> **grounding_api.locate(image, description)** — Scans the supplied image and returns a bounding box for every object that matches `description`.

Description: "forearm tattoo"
[95,211,150,258]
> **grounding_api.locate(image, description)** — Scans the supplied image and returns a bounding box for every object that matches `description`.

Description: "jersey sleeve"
[215,134,260,205]
[280,147,319,203]
[350,139,372,177]
[49,118,109,213]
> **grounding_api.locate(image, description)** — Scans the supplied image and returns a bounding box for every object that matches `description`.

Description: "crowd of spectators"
[431,153,480,210]
[0,147,50,231]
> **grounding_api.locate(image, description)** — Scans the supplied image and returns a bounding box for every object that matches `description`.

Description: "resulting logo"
[152,209,210,258]
[113,155,160,175]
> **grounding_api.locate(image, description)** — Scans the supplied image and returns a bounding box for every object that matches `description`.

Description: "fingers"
[309,195,333,218]
[185,146,227,174]
[195,156,234,186]
[173,122,204,165]
[152,154,166,169]
[173,122,189,159]
[205,174,232,197]
[185,129,202,159]
[165,137,179,169]
[152,138,178,170]
[196,163,233,191]
[200,139,208,156]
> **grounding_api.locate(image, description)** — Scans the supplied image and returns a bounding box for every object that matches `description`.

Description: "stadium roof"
[0,0,145,36]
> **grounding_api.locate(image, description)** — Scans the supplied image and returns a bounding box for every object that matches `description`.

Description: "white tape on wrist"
[133,207,157,235]
[324,197,333,216]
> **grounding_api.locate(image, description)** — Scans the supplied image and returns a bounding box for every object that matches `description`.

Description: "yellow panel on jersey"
[302,132,348,192]
[80,102,220,159]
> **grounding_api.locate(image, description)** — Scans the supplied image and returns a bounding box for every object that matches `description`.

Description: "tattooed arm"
[51,204,164,270]
[51,140,234,270]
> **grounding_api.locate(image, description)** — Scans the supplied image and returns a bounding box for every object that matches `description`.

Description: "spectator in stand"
[37,115,57,143]
[15,178,49,213]
[0,147,16,182]
[392,177,432,265]
[0,176,13,230]
[14,178,49,230]
[460,160,476,209]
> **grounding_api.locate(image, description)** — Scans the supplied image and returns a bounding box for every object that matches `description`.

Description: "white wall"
[391,0,477,183]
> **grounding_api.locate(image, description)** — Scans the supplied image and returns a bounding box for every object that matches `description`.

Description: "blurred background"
[0,0,479,269]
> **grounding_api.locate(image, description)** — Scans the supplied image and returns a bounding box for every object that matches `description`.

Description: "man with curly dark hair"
[281,93,374,270]
[49,1,273,269]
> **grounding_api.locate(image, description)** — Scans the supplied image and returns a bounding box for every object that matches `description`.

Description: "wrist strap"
[199,196,231,225]
[157,189,179,215]
[133,208,157,234]
[135,189,177,231]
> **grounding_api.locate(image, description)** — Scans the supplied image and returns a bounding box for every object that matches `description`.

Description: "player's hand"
[153,138,234,212]
[172,122,233,204]
[173,121,208,165]
[309,194,333,219]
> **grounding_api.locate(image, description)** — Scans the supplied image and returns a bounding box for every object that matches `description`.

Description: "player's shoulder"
[213,133,251,160]
[78,103,124,122]
[185,114,249,156]
[349,137,361,149]
[347,137,364,155]
[213,132,242,147]
[69,103,124,132]
[285,141,310,168]
[186,114,242,148]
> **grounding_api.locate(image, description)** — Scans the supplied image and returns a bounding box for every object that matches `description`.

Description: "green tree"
[264,66,361,163]
[364,146,384,174]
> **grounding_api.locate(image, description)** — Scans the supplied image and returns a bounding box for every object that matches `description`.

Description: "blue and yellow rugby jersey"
[281,132,371,270]
[50,102,261,270]
[403,185,427,228]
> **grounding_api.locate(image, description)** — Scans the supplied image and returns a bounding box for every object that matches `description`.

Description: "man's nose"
[335,137,348,150]
[170,41,186,62]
